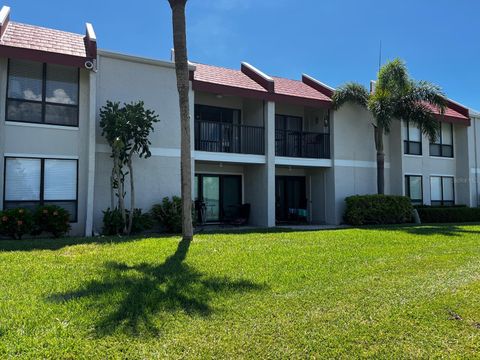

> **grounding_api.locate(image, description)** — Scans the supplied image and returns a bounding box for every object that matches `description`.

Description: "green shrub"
[416,206,480,223]
[102,208,153,235]
[32,205,71,238]
[344,195,413,226]
[151,196,182,233]
[0,208,34,239]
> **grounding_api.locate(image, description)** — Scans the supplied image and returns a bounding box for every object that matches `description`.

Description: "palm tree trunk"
[169,0,193,241]
[375,125,385,194]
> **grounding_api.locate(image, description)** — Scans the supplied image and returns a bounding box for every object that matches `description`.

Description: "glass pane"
[44,201,77,221]
[430,177,442,202]
[202,176,220,221]
[5,158,41,201]
[408,123,421,142]
[44,160,77,200]
[430,144,441,157]
[275,115,285,130]
[403,121,408,140]
[4,201,40,212]
[222,176,242,219]
[45,104,78,126]
[442,145,453,158]
[7,99,42,123]
[409,176,422,200]
[46,64,78,105]
[194,175,199,201]
[442,123,453,145]
[442,177,454,202]
[8,59,43,101]
[286,116,302,131]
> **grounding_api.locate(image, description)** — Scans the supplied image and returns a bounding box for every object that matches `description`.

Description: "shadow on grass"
[0,234,180,252]
[47,238,266,337]
[358,223,480,237]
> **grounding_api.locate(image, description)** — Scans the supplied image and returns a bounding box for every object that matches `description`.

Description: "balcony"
[275,130,330,159]
[194,120,265,155]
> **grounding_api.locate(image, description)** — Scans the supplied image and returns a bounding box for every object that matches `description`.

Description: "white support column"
[84,70,97,236]
[265,100,275,227]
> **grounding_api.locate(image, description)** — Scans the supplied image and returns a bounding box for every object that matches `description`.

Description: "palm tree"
[332,58,447,194]
[168,0,193,241]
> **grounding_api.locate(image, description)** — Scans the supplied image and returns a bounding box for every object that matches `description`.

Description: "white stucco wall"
[93,52,184,232]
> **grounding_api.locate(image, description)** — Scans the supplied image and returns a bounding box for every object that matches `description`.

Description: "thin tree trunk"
[127,155,134,235]
[114,153,127,233]
[110,167,115,210]
[374,125,385,194]
[169,0,193,241]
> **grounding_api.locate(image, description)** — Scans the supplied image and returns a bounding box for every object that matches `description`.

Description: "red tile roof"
[193,63,268,93]
[0,21,87,58]
[272,76,331,103]
[192,63,332,108]
[424,102,470,125]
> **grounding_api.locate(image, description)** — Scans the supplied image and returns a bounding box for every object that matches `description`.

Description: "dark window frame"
[404,121,422,155]
[404,175,423,205]
[429,123,454,158]
[430,176,455,206]
[6,59,80,127]
[3,156,79,222]
[194,104,241,124]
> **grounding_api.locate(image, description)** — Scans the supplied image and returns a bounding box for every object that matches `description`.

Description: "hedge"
[415,206,480,223]
[344,195,413,226]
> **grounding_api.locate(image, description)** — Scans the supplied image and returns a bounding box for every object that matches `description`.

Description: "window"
[430,176,454,206]
[6,59,79,126]
[430,122,453,157]
[403,121,422,155]
[4,157,78,221]
[194,104,240,124]
[405,175,423,205]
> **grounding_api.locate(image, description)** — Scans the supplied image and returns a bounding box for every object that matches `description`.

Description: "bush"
[102,208,153,235]
[32,205,71,238]
[151,196,182,233]
[344,195,413,226]
[0,208,34,239]
[415,206,480,223]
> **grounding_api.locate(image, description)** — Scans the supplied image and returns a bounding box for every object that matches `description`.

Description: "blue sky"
[6,0,479,110]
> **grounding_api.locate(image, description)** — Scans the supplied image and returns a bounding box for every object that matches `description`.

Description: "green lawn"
[1,225,480,358]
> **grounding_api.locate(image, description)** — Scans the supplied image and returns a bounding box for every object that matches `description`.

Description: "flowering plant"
[0,208,34,239]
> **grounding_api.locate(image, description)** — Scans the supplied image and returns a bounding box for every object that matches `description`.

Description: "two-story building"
[0,6,477,236]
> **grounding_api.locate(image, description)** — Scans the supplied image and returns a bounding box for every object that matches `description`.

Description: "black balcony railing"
[275,130,330,159]
[194,120,265,155]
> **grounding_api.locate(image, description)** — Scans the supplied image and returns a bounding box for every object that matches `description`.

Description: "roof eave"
[0,44,88,67]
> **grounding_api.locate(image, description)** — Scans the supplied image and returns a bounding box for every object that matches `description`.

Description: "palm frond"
[368,89,396,133]
[331,83,369,110]
[399,102,440,142]
[376,58,409,94]
[409,80,447,113]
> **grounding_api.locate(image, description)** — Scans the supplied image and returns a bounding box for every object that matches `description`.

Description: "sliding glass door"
[195,174,242,222]
[275,176,307,223]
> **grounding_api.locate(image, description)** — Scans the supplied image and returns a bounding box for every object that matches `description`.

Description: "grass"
[1,224,480,358]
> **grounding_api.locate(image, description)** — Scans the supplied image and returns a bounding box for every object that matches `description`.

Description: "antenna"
[378,40,382,71]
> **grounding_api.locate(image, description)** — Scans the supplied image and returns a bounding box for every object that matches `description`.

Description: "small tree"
[100,101,159,234]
